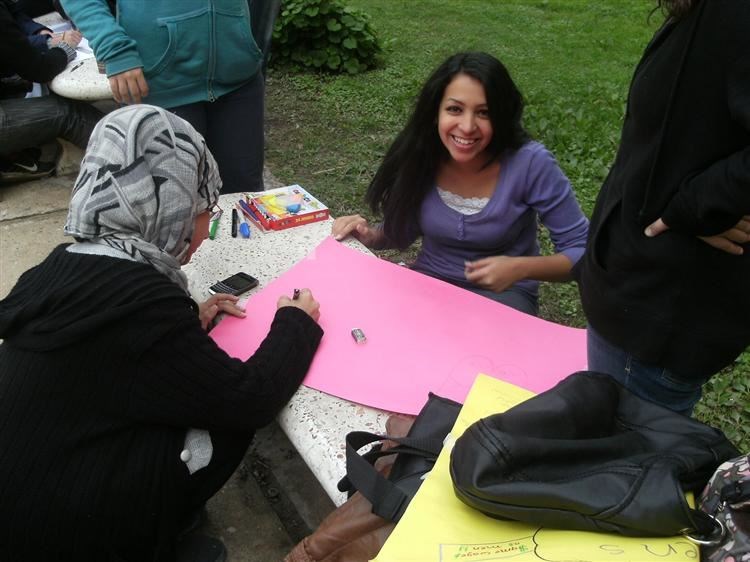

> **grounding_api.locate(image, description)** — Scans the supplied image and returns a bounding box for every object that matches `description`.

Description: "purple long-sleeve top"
[409,141,589,297]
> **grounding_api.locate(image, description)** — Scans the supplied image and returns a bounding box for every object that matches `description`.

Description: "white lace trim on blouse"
[437,187,489,215]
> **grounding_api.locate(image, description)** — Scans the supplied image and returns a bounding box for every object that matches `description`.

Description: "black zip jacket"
[576,0,750,379]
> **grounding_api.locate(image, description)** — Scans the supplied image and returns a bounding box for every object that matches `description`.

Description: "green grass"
[265,0,749,451]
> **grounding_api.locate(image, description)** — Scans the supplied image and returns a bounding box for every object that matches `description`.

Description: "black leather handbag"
[450,371,739,538]
[339,392,462,522]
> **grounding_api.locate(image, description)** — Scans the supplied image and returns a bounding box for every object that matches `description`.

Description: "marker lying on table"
[208,207,223,240]
[231,208,238,238]
[209,218,219,240]
[235,203,251,238]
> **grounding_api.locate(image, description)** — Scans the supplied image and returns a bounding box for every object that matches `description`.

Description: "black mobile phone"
[208,272,259,296]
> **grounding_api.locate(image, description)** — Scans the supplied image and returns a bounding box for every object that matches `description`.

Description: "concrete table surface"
[50,57,112,101]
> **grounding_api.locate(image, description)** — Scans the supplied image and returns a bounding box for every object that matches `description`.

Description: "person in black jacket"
[0,0,101,183]
[575,0,750,415]
[0,105,324,561]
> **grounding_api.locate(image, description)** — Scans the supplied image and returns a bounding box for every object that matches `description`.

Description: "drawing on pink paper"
[210,237,587,415]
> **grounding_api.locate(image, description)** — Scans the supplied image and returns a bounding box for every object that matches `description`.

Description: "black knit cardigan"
[0,245,323,561]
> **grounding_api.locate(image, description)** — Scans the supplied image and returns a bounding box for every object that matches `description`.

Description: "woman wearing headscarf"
[0,105,323,561]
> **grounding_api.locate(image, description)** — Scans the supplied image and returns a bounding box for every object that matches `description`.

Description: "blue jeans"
[0,94,103,156]
[417,268,540,316]
[470,285,538,316]
[170,73,265,193]
[587,326,707,416]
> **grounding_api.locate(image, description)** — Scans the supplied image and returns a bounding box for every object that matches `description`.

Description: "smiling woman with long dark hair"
[332,52,589,317]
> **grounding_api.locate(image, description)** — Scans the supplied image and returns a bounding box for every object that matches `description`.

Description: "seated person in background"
[7,0,81,52]
[0,0,101,183]
[333,52,589,316]
[0,105,324,561]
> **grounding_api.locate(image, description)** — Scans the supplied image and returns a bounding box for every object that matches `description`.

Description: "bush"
[272,0,382,74]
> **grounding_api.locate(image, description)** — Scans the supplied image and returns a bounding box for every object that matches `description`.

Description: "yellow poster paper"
[373,374,699,562]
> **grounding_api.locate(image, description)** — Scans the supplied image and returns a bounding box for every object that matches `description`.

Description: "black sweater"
[0,245,323,561]
[576,0,750,379]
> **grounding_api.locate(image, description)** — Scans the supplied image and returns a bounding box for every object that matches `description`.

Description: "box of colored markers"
[242,184,329,231]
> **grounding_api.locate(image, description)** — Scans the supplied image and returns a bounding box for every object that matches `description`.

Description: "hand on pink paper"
[332,214,386,249]
[199,293,246,331]
[278,288,320,322]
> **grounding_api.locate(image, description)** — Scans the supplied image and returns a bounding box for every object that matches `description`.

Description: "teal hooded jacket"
[60,0,262,108]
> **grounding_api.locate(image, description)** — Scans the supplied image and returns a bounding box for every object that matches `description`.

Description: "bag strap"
[339,430,445,522]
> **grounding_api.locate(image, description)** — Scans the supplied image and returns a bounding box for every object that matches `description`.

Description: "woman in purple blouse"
[332,52,588,316]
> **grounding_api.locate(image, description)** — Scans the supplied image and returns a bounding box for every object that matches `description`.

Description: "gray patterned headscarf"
[64,105,222,291]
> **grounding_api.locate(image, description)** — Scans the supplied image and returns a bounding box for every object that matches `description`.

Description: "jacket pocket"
[212,6,262,84]
[146,8,211,87]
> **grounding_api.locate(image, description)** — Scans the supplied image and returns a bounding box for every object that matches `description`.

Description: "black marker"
[231,208,238,238]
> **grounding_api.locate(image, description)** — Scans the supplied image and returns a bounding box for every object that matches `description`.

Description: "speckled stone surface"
[34,11,113,101]
[50,57,112,101]
[183,193,390,505]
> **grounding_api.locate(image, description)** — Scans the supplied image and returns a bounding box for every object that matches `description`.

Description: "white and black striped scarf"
[64,105,222,292]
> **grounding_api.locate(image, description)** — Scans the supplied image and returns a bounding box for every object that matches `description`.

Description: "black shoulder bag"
[339,392,461,522]
[450,371,738,539]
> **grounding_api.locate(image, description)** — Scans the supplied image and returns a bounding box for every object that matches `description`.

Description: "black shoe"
[0,146,56,185]
[39,139,63,169]
[176,533,227,562]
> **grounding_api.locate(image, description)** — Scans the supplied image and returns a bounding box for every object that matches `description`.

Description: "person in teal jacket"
[61,0,267,192]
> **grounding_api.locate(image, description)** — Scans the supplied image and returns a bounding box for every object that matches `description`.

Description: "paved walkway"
[0,143,334,561]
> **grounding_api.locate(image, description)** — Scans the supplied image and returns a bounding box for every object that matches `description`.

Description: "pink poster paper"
[210,237,587,415]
